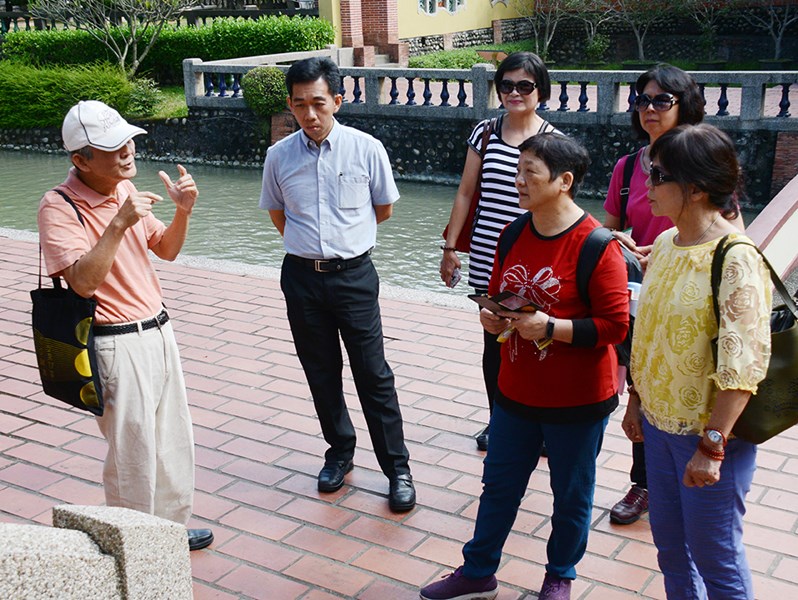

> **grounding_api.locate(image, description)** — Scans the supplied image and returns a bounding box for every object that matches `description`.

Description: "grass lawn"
[153,85,188,119]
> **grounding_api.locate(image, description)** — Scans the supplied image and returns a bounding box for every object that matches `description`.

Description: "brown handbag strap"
[473,117,495,201]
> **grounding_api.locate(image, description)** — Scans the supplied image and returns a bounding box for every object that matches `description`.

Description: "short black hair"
[631,64,704,140]
[650,124,741,219]
[494,52,551,104]
[285,57,340,98]
[518,133,591,198]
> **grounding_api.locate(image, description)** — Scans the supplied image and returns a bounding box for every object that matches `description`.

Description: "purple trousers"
[643,418,756,600]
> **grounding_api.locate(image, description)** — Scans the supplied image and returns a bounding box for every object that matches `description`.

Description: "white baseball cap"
[62,100,147,152]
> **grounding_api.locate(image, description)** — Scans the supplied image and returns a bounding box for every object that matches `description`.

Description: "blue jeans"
[462,403,608,580]
[643,418,756,600]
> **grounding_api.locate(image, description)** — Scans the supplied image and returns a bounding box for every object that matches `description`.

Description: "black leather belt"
[94,309,169,337]
[287,250,371,273]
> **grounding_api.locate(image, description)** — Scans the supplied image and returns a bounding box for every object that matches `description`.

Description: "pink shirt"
[603,150,674,246]
[38,168,166,325]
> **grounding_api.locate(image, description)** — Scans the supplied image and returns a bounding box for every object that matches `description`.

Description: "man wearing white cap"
[37,100,212,551]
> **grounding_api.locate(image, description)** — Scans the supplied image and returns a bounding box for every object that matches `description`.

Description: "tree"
[683,0,730,60]
[512,0,576,61]
[572,0,614,47]
[571,0,615,64]
[736,0,798,60]
[30,0,201,78]
[612,0,670,61]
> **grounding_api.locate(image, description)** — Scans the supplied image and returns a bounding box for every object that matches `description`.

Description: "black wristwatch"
[545,316,555,340]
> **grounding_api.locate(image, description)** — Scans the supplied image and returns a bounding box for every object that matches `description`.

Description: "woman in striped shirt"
[440,52,557,451]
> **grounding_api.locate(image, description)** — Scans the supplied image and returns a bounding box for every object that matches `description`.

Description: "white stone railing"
[183,56,798,131]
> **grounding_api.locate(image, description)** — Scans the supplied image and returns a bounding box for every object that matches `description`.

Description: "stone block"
[53,505,192,600]
[0,523,120,599]
[271,111,299,146]
[386,42,409,67]
[354,45,376,67]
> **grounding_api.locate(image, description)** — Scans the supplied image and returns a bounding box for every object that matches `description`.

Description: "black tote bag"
[31,279,104,415]
[30,190,104,415]
[711,235,798,443]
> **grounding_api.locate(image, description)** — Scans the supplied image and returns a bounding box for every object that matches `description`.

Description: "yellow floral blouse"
[630,230,772,435]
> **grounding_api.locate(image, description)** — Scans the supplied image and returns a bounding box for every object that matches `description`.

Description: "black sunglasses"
[649,163,676,186]
[635,93,679,112]
[498,79,538,96]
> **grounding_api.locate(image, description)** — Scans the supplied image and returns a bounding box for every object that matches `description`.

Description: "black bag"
[711,235,798,444]
[31,190,104,416]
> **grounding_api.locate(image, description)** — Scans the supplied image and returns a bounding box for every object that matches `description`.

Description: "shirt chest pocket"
[337,175,371,209]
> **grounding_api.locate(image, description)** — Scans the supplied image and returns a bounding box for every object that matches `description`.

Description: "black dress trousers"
[280,255,411,478]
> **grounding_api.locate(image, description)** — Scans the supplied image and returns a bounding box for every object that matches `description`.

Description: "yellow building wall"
[397,2,520,39]
[318,0,341,47]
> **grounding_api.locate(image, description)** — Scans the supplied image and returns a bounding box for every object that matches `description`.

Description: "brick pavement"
[1,231,797,599]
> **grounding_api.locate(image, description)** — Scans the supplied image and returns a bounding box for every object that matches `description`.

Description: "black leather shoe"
[317,459,354,492]
[476,425,489,451]
[188,528,214,551]
[388,474,416,512]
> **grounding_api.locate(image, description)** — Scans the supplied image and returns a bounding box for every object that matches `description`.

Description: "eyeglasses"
[649,163,676,186]
[634,93,679,112]
[498,79,538,96]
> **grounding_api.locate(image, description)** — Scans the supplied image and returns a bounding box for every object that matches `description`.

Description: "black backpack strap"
[497,212,533,271]
[619,148,642,231]
[576,227,615,309]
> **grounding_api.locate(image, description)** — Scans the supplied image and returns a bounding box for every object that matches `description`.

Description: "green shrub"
[127,77,163,117]
[585,34,610,64]
[3,16,335,83]
[1,28,112,66]
[475,41,536,55]
[408,49,483,70]
[241,66,287,119]
[0,62,135,128]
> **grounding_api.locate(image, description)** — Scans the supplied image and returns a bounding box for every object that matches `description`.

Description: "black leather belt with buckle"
[93,309,170,337]
[288,250,371,273]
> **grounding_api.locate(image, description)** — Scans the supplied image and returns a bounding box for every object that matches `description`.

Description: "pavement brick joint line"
[1,234,797,599]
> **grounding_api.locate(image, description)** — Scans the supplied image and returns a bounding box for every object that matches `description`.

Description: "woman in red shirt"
[420,133,629,600]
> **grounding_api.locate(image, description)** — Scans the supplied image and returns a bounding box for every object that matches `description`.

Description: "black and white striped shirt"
[466,115,557,290]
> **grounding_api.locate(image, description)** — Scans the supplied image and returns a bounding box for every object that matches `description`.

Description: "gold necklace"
[678,213,720,246]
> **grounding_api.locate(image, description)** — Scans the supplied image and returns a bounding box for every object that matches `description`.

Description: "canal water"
[0,149,641,294]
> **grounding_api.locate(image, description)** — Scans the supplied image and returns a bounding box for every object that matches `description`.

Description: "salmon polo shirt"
[38,168,167,325]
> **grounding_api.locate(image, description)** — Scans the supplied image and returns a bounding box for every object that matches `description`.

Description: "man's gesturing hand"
[117,191,161,229]
[159,164,198,214]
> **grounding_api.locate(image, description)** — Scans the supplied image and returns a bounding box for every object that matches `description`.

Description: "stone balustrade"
[184,57,798,131]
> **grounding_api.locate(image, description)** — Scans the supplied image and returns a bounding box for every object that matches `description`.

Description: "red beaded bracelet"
[697,439,725,461]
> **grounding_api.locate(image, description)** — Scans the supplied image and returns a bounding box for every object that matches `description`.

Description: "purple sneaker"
[538,573,572,600]
[419,566,498,600]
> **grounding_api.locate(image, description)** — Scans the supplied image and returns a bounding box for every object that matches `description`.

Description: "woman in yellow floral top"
[625,124,771,600]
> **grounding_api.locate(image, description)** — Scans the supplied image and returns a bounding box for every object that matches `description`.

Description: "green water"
[1,149,613,292]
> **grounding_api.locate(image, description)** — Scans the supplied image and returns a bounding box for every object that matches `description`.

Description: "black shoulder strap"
[576,227,615,309]
[497,212,533,270]
[39,189,85,289]
[52,189,85,225]
[619,149,642,231]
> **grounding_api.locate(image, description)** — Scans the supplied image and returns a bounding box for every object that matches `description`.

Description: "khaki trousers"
[94,320,194,525]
